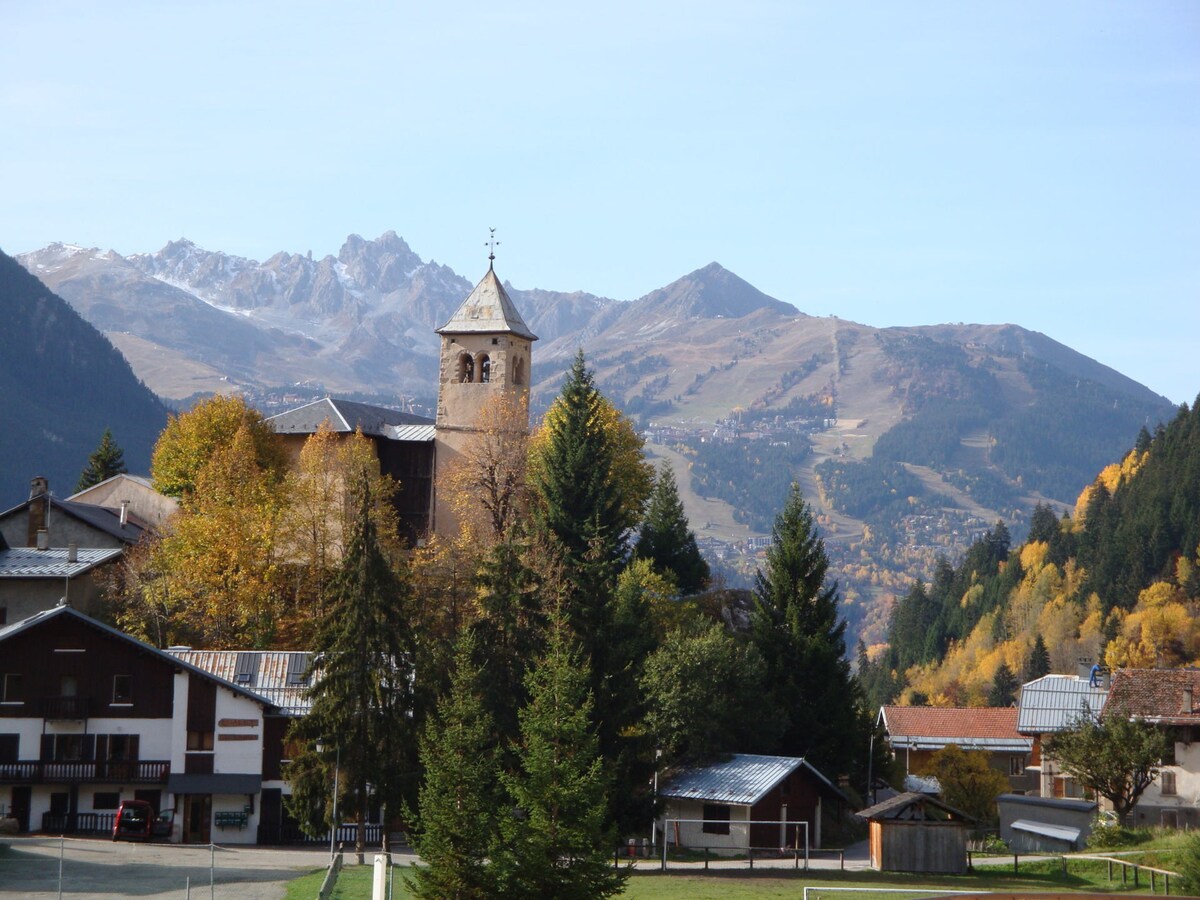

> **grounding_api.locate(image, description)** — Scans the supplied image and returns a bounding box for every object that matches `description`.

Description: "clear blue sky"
[3,1,1197,404]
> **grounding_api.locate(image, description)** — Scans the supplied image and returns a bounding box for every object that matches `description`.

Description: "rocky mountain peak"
[632,261,798,320]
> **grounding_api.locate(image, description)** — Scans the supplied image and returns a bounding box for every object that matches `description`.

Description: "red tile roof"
[882,705,1023,741]
[1106,668,1200,725]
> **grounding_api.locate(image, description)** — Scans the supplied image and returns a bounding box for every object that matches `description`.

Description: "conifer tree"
[408,631,501,900]
[76,427,127,492]
[494,618,627,900]
[1026,634,1051,681]
[634,462,710,595]
[750,483,861,776]
[989,662,1019,707]
[286,475,417,863]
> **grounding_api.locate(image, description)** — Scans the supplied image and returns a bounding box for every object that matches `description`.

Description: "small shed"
[857,792,973,874]
[997,794,1095,852]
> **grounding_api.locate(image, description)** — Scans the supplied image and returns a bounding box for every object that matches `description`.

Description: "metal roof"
[1016,675,1108,733]
[267,397,433,437]
[387,424,436,442]
[998,793,1096,813]
[0,546,123,578]
[0,495,146,544]
[661,754,845,806]
[436,266,537,340]
[167,649,317,715]
[1012,819,1081,843]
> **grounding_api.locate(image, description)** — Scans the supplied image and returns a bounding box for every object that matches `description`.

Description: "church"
[266,254,537,542]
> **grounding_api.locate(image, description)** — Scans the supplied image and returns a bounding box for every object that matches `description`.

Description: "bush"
[1178,831,1200,895]
[1086,817,1151,849]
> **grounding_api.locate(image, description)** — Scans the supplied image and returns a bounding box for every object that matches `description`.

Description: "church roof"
[436,266,537,341]
[267,398,433,438]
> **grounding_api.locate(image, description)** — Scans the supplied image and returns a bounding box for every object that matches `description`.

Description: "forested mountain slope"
[0,249,168,508]
[861,398,1200,708]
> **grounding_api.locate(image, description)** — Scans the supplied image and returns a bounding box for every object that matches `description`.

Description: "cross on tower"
[486,227,500,269]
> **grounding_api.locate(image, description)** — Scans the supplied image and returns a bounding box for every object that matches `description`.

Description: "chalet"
[1105,667,1200,829]
[0,605,310,844]
[856,791,973,874]
[656,754,846,854]
[1016,666,1109,799]
[878,705,1033,793]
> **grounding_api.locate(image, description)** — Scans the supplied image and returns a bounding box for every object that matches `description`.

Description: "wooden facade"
[857,792,972,874]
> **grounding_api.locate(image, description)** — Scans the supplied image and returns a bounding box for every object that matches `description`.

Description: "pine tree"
[634,462,710,595]
[408,631,501,900]
[286,475,417,863]
[1026,634,1051,681]
[494,619,627,900]
[989,662,1019,707]
[76,427,127,492]
[750,484,861,777]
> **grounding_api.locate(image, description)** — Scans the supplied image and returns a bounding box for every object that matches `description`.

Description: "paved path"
[0,836,345,899]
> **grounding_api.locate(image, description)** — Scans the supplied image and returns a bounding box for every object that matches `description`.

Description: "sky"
[2,1,1197,404]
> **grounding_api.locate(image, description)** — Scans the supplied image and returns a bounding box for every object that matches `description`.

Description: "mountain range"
[13,233,1180,643]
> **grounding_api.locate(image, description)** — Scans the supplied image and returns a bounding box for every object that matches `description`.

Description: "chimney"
[36,529,49,551]
[67,543,78,564]
[119,500,129,527]
[27,477,49,547]
[1185,686,1194,715]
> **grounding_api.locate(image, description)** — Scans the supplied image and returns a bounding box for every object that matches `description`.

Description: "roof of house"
[0,494,146,544]
[856,791,974,823]
[997,793,1096,814]
[436,266,537,340]
[661,753,847,806]
[267,398,434,439]
[67,474,178,529]
[1105,668,1200,726]
[1017,674,1108,733]
[1012,819,1081,844]
[0,546,124,579]
[879,706,1031,753]
[0,605,284,712]
[167,649,316,715]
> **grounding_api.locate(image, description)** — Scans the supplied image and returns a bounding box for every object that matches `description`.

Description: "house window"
[60,675,78,698]
[93,792,120,810]
[702,803,731,835]
[0,674,21,703]
[0,734,18,763]
[55,735,85,761]
[1163,740,1177,766]
[107,734,140,761]
[113,675,133,704]
[1010,756,1025,776]
[1161,770,1177,796]
[187,731,214,752]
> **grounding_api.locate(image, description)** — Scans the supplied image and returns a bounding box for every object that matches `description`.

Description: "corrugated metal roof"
[168,649,316,715]
[268,398,433,437]
[881,706,1030,752]
[0,546,123,578]
[661,754,844,806]
[387,424,436,442]
[436,267,537,340]
[1016,675,1108,733]
[1012,819,1081,843]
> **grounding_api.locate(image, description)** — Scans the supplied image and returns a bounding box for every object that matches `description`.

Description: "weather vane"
[486,227,500,268]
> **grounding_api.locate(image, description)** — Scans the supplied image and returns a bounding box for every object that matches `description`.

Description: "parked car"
[112,800,174,841]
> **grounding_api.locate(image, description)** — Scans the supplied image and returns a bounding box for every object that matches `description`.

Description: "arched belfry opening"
[457,352,475,383]
[478,353,491,383]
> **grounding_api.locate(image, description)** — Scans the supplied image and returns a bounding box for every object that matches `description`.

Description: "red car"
[112,800,174,841]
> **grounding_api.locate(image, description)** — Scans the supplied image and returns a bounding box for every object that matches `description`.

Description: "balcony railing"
[0,760,169,784]
[39,697,92,720]
[41,811,116,835]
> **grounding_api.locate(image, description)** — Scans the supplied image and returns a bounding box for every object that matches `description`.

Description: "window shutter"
[129,734,140,760]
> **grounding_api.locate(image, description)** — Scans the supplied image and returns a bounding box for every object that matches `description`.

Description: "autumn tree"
[921,745,1009,825]
[76,427,127,492]
[493,618,627,900]
[151,393,285,497]
[286,477,417,863]
[1045,707,1169,822]
[408,631,501,900]
[634,462,709,596]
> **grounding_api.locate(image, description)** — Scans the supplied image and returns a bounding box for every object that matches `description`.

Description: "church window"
[513,357,525,386]
[458,352,475,383]
[479,354,491,383]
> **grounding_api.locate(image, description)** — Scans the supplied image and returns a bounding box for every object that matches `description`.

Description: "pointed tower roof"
[437,266,537,341]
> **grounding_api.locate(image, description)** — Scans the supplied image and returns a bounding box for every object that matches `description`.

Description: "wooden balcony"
[39,696,93,720]
[0,759,169,784]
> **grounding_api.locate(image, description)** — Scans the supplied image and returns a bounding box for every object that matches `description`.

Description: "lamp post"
[316,739,340,860]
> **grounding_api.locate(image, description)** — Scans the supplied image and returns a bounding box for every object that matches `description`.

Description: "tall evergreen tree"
[76,427,127,492]
[749,484,861,778]
[1026,634,1051,681]
[634,462,710,595]
[494,618,627,900]
[989,662,1019,707]
[408,631,501,900]
[286,476,417,863]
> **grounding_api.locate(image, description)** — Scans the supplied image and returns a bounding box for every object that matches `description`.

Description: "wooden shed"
[856,792,973,874]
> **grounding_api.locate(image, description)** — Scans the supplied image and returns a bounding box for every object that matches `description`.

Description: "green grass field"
[284,853,1188,900]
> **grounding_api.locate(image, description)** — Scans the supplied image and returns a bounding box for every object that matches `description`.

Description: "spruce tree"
[76,427,127,492]
[750,483,861,777]
[989,662,1019,707]
[1026,634,1051,681]
[634,462,710,595]
[494,619,626,900]
[286,475,416,863]
[408,631,500,900]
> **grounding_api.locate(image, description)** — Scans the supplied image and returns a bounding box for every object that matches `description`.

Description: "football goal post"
[661,818,809,870]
